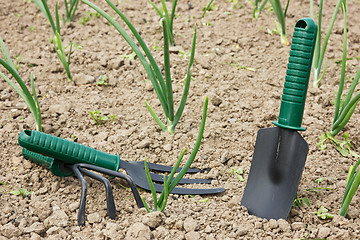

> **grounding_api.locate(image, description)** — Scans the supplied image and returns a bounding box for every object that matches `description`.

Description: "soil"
[1,0,360,239]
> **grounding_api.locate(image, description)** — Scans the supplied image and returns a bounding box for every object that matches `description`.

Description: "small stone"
[108,58,123,70]
[142,211,164,229]
[221,151,229,164]
[31,200,51,221]
[135,138,151,149]
[237,223,251,236]
[99,58,107,67]
[278,219,291,232]
[23,160,32,169]
[68,201,80,212]
[169,46,182,53]
[204,225,212,233]
[23,222,45,234]
[145,80,153,91]
[317,227,331,239]
[196,57,211,69]
[346,205,360,219]
[126,222,151,240]
[11,156,22,165]
[185,231,201,240]
[44,209,69,227]
[46,226,60,235]
[291,222,304,231]
[268,219,278,229]
[163,144,172,152]
[102,222,120,239]
[174,220,183,230]
[87,212,102,224]
[29,232,41,240]
[153,226,168,239]
[0,223,21,238]
[227,196,239,208]
[209,94,222,107]
[48,103,72,115]
[183,217,198,232]
[74,73,95,85]
[254,222,263,230]
[205,234,216,240]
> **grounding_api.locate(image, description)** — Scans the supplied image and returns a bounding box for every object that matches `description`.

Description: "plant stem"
[312,0,343,88]
[333,0,347,125]
[168,97,208,192]
[340,167,360,216]
[144,158,158,211]
[161,18,174,123]
[269,0,289,45]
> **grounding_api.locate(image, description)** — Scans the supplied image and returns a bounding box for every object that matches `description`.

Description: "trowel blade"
[241,127,309,220]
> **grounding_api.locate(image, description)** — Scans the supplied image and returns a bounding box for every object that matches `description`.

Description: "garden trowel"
[241,18,317,220]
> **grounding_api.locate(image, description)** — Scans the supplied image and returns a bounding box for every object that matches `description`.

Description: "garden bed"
[1,0,360,239]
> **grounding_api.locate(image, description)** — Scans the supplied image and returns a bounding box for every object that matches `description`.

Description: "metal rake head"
[68,163,144,226]
[119,159,225,195]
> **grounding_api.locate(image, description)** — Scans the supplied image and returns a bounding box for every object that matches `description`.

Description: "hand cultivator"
[19,130,224,225]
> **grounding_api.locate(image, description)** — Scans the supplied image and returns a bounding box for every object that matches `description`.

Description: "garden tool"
[241,18,317,220]
[18,130,225,195]
[22,148,143,226]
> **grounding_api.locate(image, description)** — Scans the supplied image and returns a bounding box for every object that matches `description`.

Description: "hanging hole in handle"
[295,20,308,29]
[24,129,32,136]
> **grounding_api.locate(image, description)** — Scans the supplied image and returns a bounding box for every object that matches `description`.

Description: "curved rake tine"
[69,164,87,226]
[76,163,144,208]
[149,172,212,184]
[132,161,210,173]
[78,166,116,220]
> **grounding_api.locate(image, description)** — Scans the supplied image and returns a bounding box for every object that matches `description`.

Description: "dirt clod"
[44,208,69,227]
[126,222,152,240]
[142,211,164,229]
[1,0,360,239]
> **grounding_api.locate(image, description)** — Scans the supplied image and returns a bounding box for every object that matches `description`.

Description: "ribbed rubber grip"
[22,148,73,177]
[18,130,120,172]
[273,18,317,131]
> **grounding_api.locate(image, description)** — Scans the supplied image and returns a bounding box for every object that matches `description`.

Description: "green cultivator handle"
[19,130,120,174]
[273,18,317,131]
[22,148,73,177]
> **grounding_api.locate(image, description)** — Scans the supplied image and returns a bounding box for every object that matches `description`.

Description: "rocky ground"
[1,0,360,239]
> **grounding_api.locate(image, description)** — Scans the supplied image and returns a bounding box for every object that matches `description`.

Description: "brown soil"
[1,0,360,239]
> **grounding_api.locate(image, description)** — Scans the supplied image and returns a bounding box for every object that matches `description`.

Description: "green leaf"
[314,177,326,184]
[302,197,310,207]
[10,190,21,196]
[315,206,334,219]
[144,158,158,211]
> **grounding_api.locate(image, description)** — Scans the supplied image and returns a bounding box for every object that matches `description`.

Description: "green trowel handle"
[273,18,317,131]
[22,148,73,177]
[18,130,120,172]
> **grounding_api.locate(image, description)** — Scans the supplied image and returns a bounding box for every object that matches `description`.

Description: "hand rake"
[19,130,225,224]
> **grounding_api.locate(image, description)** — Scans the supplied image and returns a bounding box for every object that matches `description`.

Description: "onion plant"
[318,1,360,155]
[201,0,215,18]
[142,97,208,212]
[64,0,80,22]
[310,0,344,88]
[317,2,360,216]
[149,0,177,46]
[82,0,197,134]
[328,2,359,138]
[253,0,268,19]
[33,0,73,81]
[269,0,290,45]
[0,38,42,131]
[332,1,360,217]
[340,157,360,217]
